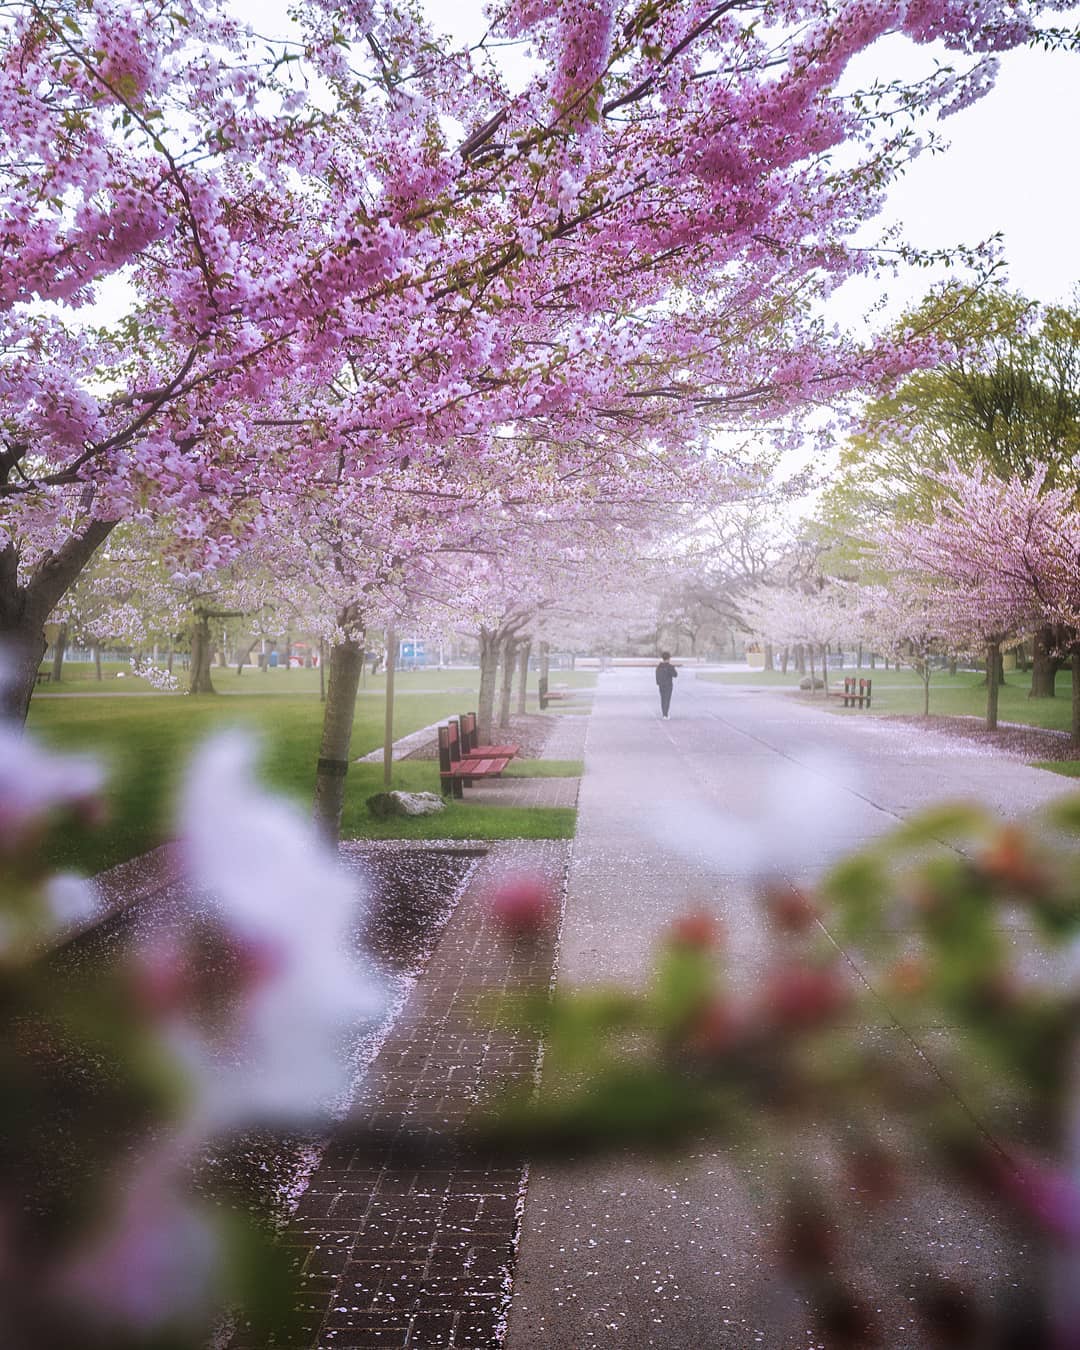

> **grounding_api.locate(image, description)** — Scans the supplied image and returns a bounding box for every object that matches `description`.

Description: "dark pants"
[659,685,673,715]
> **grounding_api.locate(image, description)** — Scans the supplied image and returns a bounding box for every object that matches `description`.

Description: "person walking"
[655,651,677,718]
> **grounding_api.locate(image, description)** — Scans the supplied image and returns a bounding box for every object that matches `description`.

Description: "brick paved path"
[230,840,569,1350]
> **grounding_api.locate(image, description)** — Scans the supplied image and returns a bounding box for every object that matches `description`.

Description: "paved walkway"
[229,840,568,1350]
[505,669,1077,1349]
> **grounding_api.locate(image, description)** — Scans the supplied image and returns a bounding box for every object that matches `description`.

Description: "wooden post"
[1072,650,1080,746]
[516,641,531,714]
[498,636,517,730]
[986,639,1001,731]
[383,628,397,788]
[51,621,68,683]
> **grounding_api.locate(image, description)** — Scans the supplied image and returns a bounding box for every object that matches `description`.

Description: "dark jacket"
[655,660,678,689]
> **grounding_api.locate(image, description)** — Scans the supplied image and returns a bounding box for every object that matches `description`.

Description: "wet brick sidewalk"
[230,840,569,1350]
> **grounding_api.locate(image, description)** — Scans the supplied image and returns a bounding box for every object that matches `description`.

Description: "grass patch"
[1032,760,1080,778]
[701,666,1080,735]
[343,760,576,840]
[503,759,583,778]
[29,691,484,874]
[37,663,599,699]
[354,807,577,842]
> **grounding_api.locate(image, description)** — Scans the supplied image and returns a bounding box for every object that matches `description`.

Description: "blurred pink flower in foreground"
[486,873,559,940]
[57,1153,221,1335]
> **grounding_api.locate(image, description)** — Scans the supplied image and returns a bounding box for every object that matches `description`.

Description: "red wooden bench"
[438,722,510,798]
[826,676,873,708]
[458,711,519,760]
[538,675,573,710]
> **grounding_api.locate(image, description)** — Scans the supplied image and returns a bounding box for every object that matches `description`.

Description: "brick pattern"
[231,841,568,1350]
[538,716,587,761]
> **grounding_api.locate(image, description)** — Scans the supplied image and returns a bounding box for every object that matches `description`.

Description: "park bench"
[438,721,510,798]
[35,670,51,685]
[458,711,519,760]
[538,675,574,710]
[827,676,872,708]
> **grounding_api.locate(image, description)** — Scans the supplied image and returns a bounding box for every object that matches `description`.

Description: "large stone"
[798,675,825,691]
[366,790,445,818]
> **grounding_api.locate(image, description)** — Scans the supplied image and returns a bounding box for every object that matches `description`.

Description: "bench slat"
[442,756,509,778]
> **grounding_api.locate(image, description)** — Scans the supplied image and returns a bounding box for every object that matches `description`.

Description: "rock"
[798,676,825,691]
[366,790,445,818]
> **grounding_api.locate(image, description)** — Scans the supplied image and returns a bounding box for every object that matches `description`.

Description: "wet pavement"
[229,840,570,1350]
[46,846,484,1237]
[506,669,1077,1350]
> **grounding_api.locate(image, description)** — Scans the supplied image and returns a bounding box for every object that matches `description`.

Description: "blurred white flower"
[648,751,857,878]
[176,731,384,1126]
[45,872,99,928]
[0,723,104,847]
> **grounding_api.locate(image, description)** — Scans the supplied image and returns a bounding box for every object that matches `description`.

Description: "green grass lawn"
[700,666,1080,732]
[29,688,580,874]
[344,760,576,841]
[39,662,599,699]
[1034,760,1080,778]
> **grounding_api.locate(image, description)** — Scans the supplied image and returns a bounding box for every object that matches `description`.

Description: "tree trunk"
[188,613,217,694]
[986,640,1001,731]
[51,621,68,683]
[780,646,789,674]
[0,519,116,722]
[1029,625,1059,698]
[795,644,806,675]
[498,636,517,730]
[763,641,774,673]
[922,668,931,717]
[808,646,816,691]
[539,640,550,685]
[236,638,258,676]
[869,650,876,670]
[94,642,104,680]
[319,639,326,703]
[382,628,397,789]
[1072,651,1080,747]
[948,656,957,676]
[477,627,500,746]
[516,641,531,715]
[312,636,364,842]
[856,642,863,670]
[820,645,829,696]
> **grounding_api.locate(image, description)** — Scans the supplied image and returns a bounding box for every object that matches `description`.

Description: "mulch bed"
[402,712,557,762]
[885,714,1080,763]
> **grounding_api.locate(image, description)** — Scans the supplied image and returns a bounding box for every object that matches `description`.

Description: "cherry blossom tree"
[879,466,1065,730]
[740,580,855,694]
[4,0,1073,724]
[855,581,951,716]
